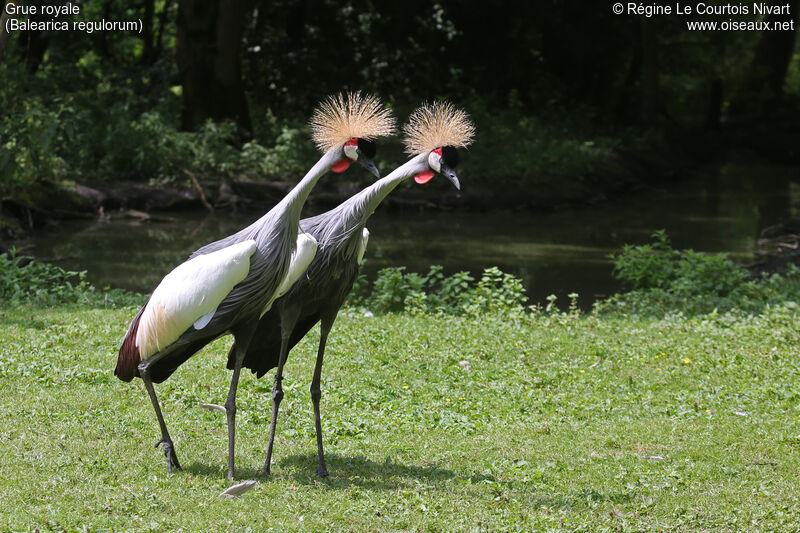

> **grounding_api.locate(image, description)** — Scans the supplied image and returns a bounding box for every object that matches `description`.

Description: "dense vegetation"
[5,230,800,318]
[600,231,800,317]
[2,1,798,225]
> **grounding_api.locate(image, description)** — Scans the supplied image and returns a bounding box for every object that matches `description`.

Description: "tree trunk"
[0,1,10,61]
[640,19,659,125]
[141,0,155,64]
[96,0,112,58]
[706,78,722,130]
[20,26,49,73]
[731,1,799,114]
[176,0,252,138]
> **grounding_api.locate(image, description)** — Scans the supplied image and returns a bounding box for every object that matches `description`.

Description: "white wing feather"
[137,240,257,358]
[260,232,318,317]
[357,227,370,264]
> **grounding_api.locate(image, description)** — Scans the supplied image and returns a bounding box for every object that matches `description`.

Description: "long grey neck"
[347,152,429,222]
[272,147,341,226]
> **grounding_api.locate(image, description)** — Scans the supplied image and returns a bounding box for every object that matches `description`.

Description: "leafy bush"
[0,101,69,200]
[349,265,527,316]
[465,95,621,188]
[598,231,800,317]
[95,111,315,184]
[0,251,141,308]
[1,50,317,201]
[610,230,748,295]
[0,250,92,305]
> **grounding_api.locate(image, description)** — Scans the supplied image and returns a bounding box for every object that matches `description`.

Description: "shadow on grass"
[183,461,265,481]
[274,454,635,510]
[177,455,635,511]
[274,452,495,491]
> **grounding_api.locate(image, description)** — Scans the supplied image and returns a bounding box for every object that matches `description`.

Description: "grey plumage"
[116,91,396,480]
[116,146,347,479]
[232,153,431,376]
[227,152,462,477]
[133,148,341,384]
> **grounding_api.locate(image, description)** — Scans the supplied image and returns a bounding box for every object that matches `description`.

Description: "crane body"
[115,93,395,479]
[223,123,471,476]
[224,102,474,476]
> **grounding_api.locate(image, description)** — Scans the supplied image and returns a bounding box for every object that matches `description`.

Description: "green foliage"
[0,250,91,305]
[610,230,748,295]
[0,45,316,199]
[349,265,527,316]
[239,112,320,179]
[2,0,797,216]
[0,99,68,199]
[0,251,141,308]
[465,95,620,188]
[600,231,799,317]
[610,230,678,290]
[367,266,424,314]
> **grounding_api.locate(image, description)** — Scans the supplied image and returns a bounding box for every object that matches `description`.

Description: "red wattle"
[331,159,351,173]
[414,170,435,184]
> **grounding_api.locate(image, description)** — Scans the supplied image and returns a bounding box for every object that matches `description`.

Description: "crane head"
[330,137,380,178]
[310,92,395,179]
[402,102,474,191]
[413,146,461,190]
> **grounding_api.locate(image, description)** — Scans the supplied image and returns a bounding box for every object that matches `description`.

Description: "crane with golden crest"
[114,92,395,479]
[210,102,475,477]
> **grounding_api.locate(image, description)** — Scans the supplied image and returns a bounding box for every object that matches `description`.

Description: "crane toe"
[156,437,182,473]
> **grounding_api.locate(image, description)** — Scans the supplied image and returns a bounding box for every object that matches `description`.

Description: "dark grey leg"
[262,334,290,476]
[310,317,333,477]
[139,361,181,473]
[225,346,246,480]
[225,323,257,480]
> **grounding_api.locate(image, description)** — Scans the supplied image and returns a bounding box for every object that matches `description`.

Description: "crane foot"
[156,437,182,473]
[315,464,329,477]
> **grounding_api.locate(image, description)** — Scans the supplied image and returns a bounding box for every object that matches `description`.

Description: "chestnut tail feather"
[115,311,142,382]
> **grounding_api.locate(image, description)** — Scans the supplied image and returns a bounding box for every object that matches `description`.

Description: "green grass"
[1,304,799,531]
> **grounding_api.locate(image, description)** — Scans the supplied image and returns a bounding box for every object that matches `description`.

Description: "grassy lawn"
[0,304,799,531]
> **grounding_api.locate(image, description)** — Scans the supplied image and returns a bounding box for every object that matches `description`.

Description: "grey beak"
[441,164,461,191]
[357,157,381,179]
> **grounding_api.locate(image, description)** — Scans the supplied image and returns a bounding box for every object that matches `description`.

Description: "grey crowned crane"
[221,102,475,476]
[114,92,395,479]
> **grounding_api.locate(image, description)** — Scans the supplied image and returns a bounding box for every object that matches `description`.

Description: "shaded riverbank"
[16,156,796,308]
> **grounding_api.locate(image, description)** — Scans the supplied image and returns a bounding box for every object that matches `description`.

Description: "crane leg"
[262,335,289,476]
[225,323,257,480]
[225,346,246,480]
[261,305,300,476]
[310,317,334,477]
[139,360,182,473]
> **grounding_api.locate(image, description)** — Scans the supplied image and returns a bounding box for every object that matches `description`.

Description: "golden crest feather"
[402,102,475,155]
[309,92,396,152]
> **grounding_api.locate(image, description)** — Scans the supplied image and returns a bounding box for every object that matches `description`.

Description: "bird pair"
[115,93,475,480]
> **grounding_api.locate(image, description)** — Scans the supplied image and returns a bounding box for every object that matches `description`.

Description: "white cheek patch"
[344,143,359,160]
[428,151,442,173]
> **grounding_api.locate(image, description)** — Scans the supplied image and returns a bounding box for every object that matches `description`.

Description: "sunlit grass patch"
[0,304,799,530]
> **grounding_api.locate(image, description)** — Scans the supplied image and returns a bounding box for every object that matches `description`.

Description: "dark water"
[29,160,799,307]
